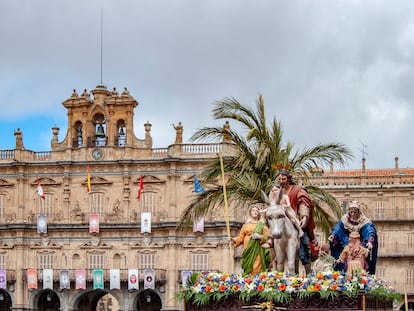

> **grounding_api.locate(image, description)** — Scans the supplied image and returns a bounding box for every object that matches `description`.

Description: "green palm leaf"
[177,95,353,239]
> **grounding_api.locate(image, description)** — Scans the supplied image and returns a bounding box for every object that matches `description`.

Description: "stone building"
[0,85,412,311]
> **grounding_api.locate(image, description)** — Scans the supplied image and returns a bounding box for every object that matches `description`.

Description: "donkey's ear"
[277,188,283,204]
[261,190,270,205]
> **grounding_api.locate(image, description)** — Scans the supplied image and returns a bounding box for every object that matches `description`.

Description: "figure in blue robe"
[329,201,378,275]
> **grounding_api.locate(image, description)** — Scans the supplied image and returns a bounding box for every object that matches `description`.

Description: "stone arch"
[31,289,61,311]
[135,289,162,311]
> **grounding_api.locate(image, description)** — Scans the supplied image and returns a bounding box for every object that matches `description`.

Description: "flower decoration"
[177,271,400,307]
[271,162,291,171]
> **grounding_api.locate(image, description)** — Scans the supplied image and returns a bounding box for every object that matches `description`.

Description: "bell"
[96,124,105,137]
[119,127,125,136]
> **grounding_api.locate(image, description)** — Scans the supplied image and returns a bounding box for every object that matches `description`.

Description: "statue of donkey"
[261,189,300,273]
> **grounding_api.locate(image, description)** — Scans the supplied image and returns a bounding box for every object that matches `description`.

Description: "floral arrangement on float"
[177,270,401,307]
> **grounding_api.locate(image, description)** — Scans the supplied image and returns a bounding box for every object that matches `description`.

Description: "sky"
[1,0,414,170]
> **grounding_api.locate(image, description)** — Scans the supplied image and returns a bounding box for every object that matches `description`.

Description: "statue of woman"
[232,205,270,275]
[329,201,378,274]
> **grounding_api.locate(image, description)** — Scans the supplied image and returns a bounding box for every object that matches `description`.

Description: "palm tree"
[178,95,353,237]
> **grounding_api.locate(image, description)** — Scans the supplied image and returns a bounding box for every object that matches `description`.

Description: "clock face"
[92,149,103,160]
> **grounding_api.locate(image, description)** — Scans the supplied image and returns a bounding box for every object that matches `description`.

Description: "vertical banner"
[137,175,144,200]
[89,213,100,233]
[86,165,91,192]
[0,270,6,289]
[193,217,204,233]
[60,270,70,289]
[181,270,192,287]
[43,269,53,289]
[93,269,104,289]
[110,269,120,290]
[141,212,151,233]
[75,269,86,290]
[27,268,38,289]
[144,269,155,289]
[37,213,47,234]
[128,269,139,290]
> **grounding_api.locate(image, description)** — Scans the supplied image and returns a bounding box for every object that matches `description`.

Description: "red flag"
[86,166,91,193]
[37,181,45,199]
[137,176,144,200]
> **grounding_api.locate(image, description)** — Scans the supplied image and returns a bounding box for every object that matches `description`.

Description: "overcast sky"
[1,0,413,169]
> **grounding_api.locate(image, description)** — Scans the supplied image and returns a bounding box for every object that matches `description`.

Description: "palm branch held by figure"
[178,95,353,239]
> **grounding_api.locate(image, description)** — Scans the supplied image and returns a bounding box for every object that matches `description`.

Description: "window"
[88,253,104,280]
[0,194,6,221]
[89,193,105,215]
[141,192,157,214]
[378,232,385,249]
[407,199,414,219]
[88,253,104,269]
[374,200,386,219]
[140,253,155,269]
[39,253,54,269]
[406,268,414,285]
[191,252,208,271]
[0,254,6,269]
[39,194,53,216]
[408,233,414,249]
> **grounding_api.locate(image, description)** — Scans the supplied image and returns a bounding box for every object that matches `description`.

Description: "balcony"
[364,208,414,221]
[378,242,414,257]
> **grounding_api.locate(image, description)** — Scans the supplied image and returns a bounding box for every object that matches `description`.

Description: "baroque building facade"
[0,85,412,311]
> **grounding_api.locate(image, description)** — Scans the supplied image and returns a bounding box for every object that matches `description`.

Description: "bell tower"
[52,84,152,159]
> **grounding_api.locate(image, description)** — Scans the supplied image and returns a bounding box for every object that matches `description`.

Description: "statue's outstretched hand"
[251,233,261,240]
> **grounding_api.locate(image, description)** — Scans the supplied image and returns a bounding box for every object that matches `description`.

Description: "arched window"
[74,121,83,148]
[117,120,126,147]
[94,114,107,147]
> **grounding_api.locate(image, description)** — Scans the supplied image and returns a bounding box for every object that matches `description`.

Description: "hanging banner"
[144,269,155,289]
[141,212,151,233]
[109,269,120,290]
[43,269,53,289]
[75,269,86,290]
[60,269,70,289]
[89,213,100,233]
[0,270,6,289]
[181,270,192,287]
[93,269,104,289]
[128,269,139,290]
[37,213,47,234]
[193,217,204,233]
[27,268,38,289]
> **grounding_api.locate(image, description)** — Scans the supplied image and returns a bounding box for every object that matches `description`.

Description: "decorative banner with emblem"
[93,269,104,289]
[144,269,155,289]
[43,269,53,289]
[89,213,100,233]
[110,269,120,290]
[181,270,192,287]
[128,269,139,290]
[27,268,38,289]
[75,269,86,290]
[60,269,70,289]
[141,212,151,233]
[37,213,47,234]
[0,270,6,289]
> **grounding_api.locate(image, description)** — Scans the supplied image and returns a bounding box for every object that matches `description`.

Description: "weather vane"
[358,141,368,161]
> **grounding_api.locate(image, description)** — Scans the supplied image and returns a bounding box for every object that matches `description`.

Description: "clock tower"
[50,85,153,161]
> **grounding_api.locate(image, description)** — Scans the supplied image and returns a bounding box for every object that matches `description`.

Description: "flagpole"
[219,153,233,273]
